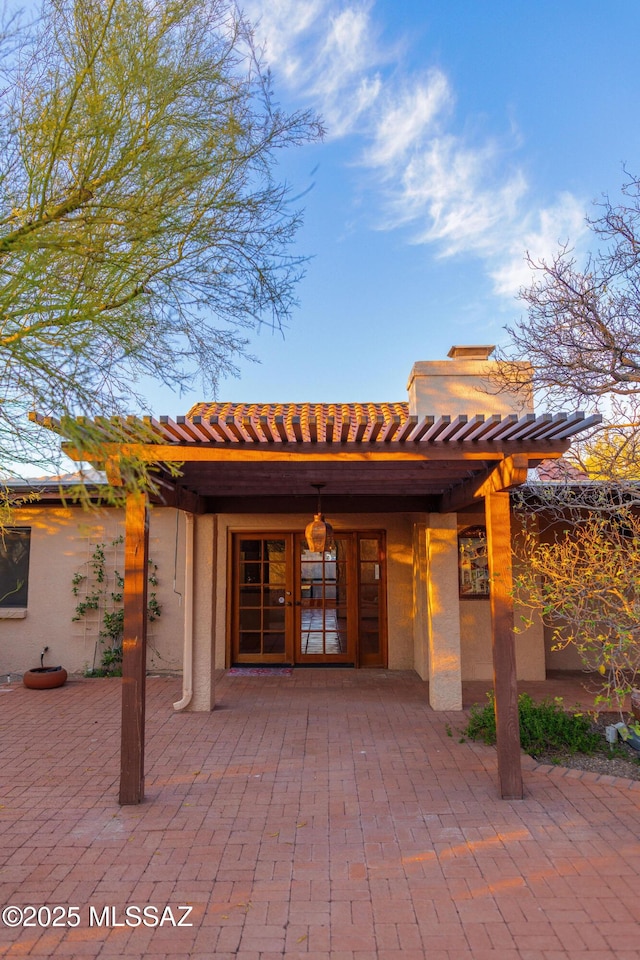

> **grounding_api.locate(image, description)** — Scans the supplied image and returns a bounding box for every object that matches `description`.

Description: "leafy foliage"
[464,693,601,756]
[493,174,640,717]
[0,0,321,485]
[72,536,160,676]
[513,506,640,713]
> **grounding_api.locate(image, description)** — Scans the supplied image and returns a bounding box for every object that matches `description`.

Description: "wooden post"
[485,490,523,800]
[119,491,149,805]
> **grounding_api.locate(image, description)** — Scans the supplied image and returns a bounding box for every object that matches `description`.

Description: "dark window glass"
[239,632,261,654]
[263,633,285,654]
[0,528,31,607]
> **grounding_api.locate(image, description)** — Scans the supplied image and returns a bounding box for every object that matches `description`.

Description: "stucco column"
[412,521,429,680]
[189,514,217,711]
[425,513,462,711]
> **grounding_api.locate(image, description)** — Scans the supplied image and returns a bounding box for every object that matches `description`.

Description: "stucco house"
[1,345,599,801]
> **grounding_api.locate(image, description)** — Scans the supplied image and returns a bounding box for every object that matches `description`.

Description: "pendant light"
[305,483,334,553]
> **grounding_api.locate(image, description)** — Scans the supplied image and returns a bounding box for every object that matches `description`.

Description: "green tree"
[0,0,320,487]
[581,425,640,481]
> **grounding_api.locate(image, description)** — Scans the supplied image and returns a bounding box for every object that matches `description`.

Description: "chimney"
[406,345,533,418]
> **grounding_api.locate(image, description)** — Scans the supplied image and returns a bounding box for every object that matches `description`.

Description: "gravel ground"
[532,713,640,781]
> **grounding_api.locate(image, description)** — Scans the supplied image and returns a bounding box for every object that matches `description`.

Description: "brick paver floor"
[1,669,639,959]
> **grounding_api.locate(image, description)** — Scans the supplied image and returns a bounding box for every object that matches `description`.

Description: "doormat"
[226,667,293,677]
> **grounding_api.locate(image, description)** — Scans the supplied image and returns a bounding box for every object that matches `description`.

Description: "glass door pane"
[296,536,353,663]
[358,536,383,665]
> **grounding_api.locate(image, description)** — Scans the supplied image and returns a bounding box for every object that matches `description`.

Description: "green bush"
[464,693,601,756]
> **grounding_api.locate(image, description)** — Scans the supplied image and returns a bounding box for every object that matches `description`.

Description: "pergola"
[34,404,600,803]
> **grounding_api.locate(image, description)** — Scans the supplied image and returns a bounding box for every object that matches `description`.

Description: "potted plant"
[23,646,67,689]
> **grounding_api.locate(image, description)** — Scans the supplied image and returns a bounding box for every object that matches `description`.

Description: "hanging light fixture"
[305,483,334,553]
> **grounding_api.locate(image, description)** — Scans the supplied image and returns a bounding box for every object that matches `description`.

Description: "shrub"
[464,693,601,756]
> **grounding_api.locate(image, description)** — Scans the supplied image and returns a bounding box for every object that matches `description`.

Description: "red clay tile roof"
[186,402,411,443]
[188,401,410,421]
[530,458,590,482]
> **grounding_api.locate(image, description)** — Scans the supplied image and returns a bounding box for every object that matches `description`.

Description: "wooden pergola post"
[119,491,149,805]
[485,489,523,800]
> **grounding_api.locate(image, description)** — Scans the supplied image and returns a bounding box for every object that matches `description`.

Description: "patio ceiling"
[31,405,601,512]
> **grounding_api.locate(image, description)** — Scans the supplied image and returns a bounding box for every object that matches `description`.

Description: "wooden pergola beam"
[150,475,207,514]
[440,453,530,513]
[62,441,572,465]
[119,491,149,805]
[477,453,530,497]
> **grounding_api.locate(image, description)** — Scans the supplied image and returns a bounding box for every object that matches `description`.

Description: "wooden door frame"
[227,527,389,668]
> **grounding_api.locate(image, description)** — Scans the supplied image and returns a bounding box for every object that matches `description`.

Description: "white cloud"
[241,0,589,303]
[243,0,384,136]
[309,7,383,137]
[386,137,523,246]
[241,0,326,80]
[364,71,452,168]
[490,193,589,297]
[360,79,587,296]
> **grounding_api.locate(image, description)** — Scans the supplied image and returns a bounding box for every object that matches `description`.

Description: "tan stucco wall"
[189,514,216,710]
[544,628,584,671]
[1,505,418,679]
[412,521,429,679]
[0,505,187,677]
[511,513,546,680]
[536,516,586,672]
[459,601,493,679]
[411,505,546,684]
[456,509,546,681]
[459,600,545,680]
[213,512,417,670]
[1,501,549,689]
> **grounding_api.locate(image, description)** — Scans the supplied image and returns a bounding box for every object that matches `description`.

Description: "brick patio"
[1,669,639,959]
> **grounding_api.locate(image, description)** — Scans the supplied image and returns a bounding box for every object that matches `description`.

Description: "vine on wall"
[72,536,161,676]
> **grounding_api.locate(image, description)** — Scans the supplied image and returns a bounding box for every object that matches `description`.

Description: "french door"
[231,532,386,666]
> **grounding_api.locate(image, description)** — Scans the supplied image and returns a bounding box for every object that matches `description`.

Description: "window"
[0,527,31,607]
[458,525,489,598]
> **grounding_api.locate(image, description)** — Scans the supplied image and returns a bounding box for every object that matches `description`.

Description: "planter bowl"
[625,727,640,752]
[23,666,67,689]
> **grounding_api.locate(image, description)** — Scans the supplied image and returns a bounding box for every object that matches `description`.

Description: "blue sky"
[115,3,640,408]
